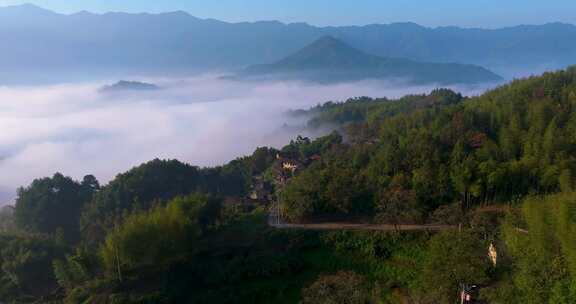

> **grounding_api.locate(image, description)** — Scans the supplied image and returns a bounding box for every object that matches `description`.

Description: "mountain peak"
[240,35,501,84]
[305,36,354,51]
[0,3,58,20]
[275,36,377,69]
[9,3,41,9]
[313,35,342,44]
[1,3,56,14]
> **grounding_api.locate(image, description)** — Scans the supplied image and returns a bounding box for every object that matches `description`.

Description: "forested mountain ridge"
[278,66,576,221]
[1,67,576,303]
[238,36,501,84]
[0,3,575,80]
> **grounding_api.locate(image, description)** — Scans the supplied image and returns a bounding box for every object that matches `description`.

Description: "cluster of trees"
[0,148,282,303]
[11,148,279,248]
[280,67,576,222]
[300,88,463,129]
[482,192,576,303]
[0,233,66,301]
[14,173,99,242]
[100,194,214,276]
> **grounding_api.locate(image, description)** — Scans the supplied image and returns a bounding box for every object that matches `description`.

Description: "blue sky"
[0,0,574,27]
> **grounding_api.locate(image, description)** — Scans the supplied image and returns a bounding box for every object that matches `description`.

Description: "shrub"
[302,271,372,304]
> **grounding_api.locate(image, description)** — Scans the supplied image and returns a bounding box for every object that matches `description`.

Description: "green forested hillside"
[1,67,576,303]
[281,67,576,222]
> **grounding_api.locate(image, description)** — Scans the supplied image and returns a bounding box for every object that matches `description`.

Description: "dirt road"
[269,222,453,232]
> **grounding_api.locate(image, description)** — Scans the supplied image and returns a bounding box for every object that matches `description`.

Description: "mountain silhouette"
[0,4,574,83]
[241,36,502,84]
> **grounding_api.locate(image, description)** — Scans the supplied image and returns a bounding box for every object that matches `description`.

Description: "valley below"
[0,74,494,206]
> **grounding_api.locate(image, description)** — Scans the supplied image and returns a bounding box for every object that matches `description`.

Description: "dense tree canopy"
[100,194,219,276]
[280,67,576,222]
[0,233,65,300]
[80,151,277,245]
[14,173,96,242]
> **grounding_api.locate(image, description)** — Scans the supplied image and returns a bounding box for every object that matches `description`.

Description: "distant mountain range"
[0,4,575,81]
[237,36,501,84]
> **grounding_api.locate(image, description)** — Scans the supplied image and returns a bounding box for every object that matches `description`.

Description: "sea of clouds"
[0,75,496,205]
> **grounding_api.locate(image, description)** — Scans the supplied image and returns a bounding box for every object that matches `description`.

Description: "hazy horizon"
[0,1,575,28]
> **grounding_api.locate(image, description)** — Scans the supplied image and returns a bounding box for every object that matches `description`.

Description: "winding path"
[269,221,453,231]
[268,202,453,232]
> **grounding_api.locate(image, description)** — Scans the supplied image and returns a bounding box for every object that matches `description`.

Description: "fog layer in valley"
[0,75,495,205]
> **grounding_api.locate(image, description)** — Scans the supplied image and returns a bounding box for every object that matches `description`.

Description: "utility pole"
[459,283,464,304]
[277,199,281,226]
[115,243,123,282]
[459,283,476,304]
